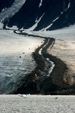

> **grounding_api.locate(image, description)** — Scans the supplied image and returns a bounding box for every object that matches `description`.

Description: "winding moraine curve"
[13,30,70,95]
[14,30,55,77]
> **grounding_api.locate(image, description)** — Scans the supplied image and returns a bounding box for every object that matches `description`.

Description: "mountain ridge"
[0,0,75,30]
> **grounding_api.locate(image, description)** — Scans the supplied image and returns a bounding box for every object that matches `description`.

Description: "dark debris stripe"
[13,31,70,95]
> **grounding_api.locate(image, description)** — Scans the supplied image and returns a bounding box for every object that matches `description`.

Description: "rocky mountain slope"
[0,0,75,30]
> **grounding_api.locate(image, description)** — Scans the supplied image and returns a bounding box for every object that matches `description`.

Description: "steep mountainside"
[0,0,75,30]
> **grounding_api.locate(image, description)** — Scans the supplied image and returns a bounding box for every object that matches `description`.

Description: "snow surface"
[0,95,75,113]
[65,1,71,11]
[0,0,26,22]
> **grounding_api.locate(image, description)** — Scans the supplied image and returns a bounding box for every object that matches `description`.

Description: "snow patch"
[68,2,70,9]
[39,0,43,7]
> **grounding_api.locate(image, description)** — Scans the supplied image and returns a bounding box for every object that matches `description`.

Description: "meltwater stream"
[0,29,43,94]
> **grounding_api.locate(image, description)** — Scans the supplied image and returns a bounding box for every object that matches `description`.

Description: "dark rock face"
[5,0,40,29]
[1,0,75,30]
[0,0,15,12]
